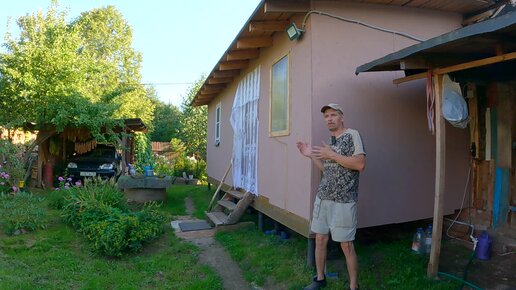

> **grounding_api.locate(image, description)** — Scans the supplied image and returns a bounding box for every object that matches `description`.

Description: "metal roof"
[355,9,516,77]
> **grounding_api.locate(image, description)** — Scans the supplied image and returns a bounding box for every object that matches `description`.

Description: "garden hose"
[437,271,482,290]
[437,252,482,290]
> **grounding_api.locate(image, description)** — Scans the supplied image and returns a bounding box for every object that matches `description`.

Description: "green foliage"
[150,101,182,142]
[194,159,207,182]
[0,139,25,190]
[133,132,155,173]
[0,206,222,289]
[46,188,68,210]
[61,178,166,257]
[154,154,174,177]
[170,138,186,153]
[179,77,207,160]
[164,185,215,219]
[0,192,47,235]
[0,3,153,140]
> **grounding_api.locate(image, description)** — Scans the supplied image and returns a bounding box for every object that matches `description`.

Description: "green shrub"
[46,189,68,210]
[61,179,166,257]
[0,192,47,235]
[0,139,25,190]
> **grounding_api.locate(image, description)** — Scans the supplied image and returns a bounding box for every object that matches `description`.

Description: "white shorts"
[310,196,357,242]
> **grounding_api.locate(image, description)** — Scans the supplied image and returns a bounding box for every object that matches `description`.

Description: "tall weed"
[0,192,47,235]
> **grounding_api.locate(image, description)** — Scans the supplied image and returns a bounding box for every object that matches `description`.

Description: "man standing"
[297,103,366,290]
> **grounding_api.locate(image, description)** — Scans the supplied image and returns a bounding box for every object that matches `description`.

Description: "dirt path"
[172,197,253,290]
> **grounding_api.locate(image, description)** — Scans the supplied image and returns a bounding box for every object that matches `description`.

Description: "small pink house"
[193,1,494,238]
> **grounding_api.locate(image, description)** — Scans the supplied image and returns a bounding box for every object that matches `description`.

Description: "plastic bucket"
[475,231,492,260]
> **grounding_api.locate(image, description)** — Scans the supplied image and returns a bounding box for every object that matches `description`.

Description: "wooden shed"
[26,118,147,188]
[356,7,515,276]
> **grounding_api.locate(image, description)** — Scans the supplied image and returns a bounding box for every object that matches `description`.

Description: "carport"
[356,10,515,277]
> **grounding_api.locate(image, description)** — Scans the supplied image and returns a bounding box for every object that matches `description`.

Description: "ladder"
[205,161,254,227]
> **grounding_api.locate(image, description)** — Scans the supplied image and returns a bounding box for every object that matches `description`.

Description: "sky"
[0,0,262,107]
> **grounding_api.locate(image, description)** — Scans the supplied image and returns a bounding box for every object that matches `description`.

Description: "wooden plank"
[249,20,289,32]
[208,77,234,84]
[226,192,254,224]
[200,88,223,95]
[213,69,240,78]
[236,36,273,49]
[227,190,244,200]
[207,176,310,237]
[203,84,226,91]
[252,195,310,237]
[264,0,310,13]
[487,160,495,219]
[226,49,260,61]
[207,161,232,211]
[393,71,427,84]
[467,86,479,159]
[486,108,492,160]
[206,211,228,226]
[472,160,483,209]
[428,73,445,278]
[218,60,249,70]
[218,200,237,211]
[393,52,516,84]
[497,83,512,168]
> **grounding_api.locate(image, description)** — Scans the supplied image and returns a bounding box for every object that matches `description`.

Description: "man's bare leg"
[315,233,329,280]
[341,241,358,289]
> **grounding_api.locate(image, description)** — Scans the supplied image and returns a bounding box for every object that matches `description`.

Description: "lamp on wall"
[286,22,303,41]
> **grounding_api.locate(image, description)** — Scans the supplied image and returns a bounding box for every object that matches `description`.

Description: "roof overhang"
[192,0,503,106]
[355,9,516,83]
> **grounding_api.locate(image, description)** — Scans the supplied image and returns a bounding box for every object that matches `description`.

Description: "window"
[270,54,289,136]
[215,103,221,146]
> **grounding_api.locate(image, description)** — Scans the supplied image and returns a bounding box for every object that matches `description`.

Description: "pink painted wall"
[207,2,470,230]
[309,2,468,227]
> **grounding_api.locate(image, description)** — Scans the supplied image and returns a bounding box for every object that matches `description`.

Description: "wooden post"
[428,74,445,278]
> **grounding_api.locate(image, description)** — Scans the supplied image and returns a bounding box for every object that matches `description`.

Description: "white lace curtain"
[230,66,260,195]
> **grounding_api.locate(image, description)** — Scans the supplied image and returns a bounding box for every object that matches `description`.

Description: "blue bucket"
[475,231,492,260]
[144,166,153,177]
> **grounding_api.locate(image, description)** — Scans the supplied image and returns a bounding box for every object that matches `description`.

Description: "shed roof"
[355,9,516,79]
[192,0,503,106]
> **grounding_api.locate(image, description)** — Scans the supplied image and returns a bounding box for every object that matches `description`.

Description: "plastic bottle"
[411,227,425,254]
[425,224,433,255]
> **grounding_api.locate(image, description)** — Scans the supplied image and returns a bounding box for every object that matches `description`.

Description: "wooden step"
[217,200,237,211]
[205,211,228,226]
[227,190,244,200]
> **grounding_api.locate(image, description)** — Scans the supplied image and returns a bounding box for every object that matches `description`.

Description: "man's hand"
[312,141,336,160]
[296,141,312,157]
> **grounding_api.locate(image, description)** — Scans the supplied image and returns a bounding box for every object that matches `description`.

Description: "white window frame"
[215,102,221,146]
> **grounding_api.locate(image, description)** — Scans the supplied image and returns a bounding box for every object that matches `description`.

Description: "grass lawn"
[0,185,222,290]
[216,222,464,290]
[1,185,469,289]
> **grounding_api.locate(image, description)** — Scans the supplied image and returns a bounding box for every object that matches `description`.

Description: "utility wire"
[301,10,425,42]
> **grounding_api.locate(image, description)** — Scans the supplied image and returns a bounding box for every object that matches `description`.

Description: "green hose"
[437,271,483,290]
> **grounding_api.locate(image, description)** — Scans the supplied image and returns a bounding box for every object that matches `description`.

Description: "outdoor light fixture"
[286,22,303,41]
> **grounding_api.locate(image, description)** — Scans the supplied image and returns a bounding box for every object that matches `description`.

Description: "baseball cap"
[321,103,343,114]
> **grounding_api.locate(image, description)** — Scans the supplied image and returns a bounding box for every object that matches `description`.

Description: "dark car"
[66,144,121,181]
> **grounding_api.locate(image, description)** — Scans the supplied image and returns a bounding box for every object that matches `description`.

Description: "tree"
[178,76,207,160]
[0,2,154,141]
[150,101,182,142]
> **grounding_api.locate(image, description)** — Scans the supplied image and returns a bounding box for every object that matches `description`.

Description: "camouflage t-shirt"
[316,128,365,203]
